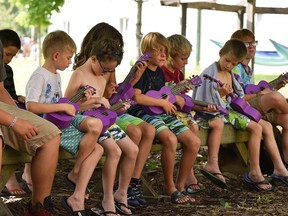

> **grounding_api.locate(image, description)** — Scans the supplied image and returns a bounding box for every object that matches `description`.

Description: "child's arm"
[26,101,76,117]
[133,88,177,115]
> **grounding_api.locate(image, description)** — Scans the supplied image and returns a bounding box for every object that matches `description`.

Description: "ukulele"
[43,85,96,129]
[109,52,152,105]
[83,99,134,133]
[245,72,288,94]
[203,74,262,122]
[142,75,202,115]
[179,93,229,116]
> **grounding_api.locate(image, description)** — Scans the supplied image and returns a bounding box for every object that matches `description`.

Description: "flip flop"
[64,174,90,199]
[185,182,206,194]
[170,190,193,205]
[271,174,288,185]
[19,178,32,193]
[61,196,87,216]
[200,168,227,189]
[1,186,26,196]
[90,207,119,216]
[243,173,273,191]
[114,201,132,215]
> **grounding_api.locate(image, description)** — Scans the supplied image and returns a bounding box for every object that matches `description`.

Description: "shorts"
[115,113,143,131]
[224,109,251,130]
[0,102,61,156]
[98,123,127,143]
[174,111,197,129]
[60,114,88,156]
[248,96,275,122]
[194,111,222,129]
[141,113,189,136]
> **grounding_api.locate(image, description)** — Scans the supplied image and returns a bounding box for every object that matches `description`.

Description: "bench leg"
[233,142,249,166]
[0,164,18,216]
[0,164,18,191]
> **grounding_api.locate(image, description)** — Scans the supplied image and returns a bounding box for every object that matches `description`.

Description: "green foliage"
[220,199,232,208]
[256,194,275,204]
[0,0,20,29]
[11,0,65,27]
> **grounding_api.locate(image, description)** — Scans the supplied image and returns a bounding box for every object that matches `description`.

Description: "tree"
[11,0,65,64]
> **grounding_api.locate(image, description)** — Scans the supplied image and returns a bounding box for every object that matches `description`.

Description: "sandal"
[1,186,26,196]
[114,201,132,215]
[271,173,288,185]
[64,174,90,199]
[243,173,273,191]
[170,190,193,204]
[61,196,87,216]
[185,182,206,194]
[90,207,119,216]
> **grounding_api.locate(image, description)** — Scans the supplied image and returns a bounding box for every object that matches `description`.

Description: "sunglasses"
[99,61,115,73]
[244,41,258,48]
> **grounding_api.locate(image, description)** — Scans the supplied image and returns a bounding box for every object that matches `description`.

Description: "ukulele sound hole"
[161,93,168,99]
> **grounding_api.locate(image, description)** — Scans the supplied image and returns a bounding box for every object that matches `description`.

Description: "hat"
[0,40,6,80]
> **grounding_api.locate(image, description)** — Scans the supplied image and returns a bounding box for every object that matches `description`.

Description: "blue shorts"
[98,124,127,143]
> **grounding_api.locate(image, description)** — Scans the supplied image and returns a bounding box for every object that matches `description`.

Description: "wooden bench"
[0,124,250,214]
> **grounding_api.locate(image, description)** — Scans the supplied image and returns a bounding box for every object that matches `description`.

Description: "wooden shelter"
[160,0,288,68]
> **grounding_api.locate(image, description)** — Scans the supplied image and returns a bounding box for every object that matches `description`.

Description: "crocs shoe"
[130,180,147,207]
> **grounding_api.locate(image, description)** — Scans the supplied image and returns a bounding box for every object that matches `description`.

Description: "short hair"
[220,39,247,61]
[230,29,255,40]
[42,30,76,59]
[167,34,192,59]
[73,22,124,70]
[0,29,21,49]
[91,38,124,65]
[140,32,169,59]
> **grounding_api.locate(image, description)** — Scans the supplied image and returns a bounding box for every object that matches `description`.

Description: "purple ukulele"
[83,99,134,133]
[109,52,152,105]
[245,72,288,94]
[44,85,95,129]
[179,93,229,116]
[203,74,262,122]
[142,75,202,115]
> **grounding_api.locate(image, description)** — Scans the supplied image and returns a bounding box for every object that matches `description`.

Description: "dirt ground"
[2,147,288,216]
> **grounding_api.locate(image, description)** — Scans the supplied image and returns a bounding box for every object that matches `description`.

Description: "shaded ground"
[2,147,288,216]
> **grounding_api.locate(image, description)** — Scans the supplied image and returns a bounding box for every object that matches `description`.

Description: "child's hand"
[17,95,26,103]
[132,61,148,85]
[63,104,77,116]
[261,88,273,94]
[117,100,131,112]
[203,104,218,112]
[82,88,96,101]
[178,79,193,93]
[218,83,232,97]
[160,96,177,115]
[104,82,119,99]
[13,118,39,140]
[96,97,111,109]
[175,95,185,109]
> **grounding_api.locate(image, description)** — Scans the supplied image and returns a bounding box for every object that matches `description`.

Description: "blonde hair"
[42,30,76,59]
[140,32,169,59]
[167,34,192,59]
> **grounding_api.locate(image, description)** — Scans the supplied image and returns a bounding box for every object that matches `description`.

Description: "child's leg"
[128,122,155,179]
[245,121,272,190]
[0,138,2,174]
[176,129,200,192]
[114,136,138,205]
[259,119,288,176]
[100,138,121,213]
[157,128,178,195]
[260,92,288,114]
[204,118,225,182]
[69,117,102,181]
[67,144,103,211]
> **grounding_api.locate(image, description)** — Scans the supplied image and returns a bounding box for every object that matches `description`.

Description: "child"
[161,34,226,190]
[193,38,288,191]
[0,29,28,196]
[231,29,288,171]
[25,30,104,214]
[0,40,61,216]
[73,22,155,208]
[66,38,139,215]
[127,32,199,204]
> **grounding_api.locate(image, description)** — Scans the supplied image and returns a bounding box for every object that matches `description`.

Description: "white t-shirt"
[25,66,62,104]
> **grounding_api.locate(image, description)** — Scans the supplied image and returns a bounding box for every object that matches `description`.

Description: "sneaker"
[25,196,59,216]
[131,180,147,207]
[127,185,140,209]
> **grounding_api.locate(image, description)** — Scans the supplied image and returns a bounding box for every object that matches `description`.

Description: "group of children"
[1,24,288,216]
